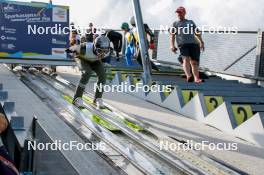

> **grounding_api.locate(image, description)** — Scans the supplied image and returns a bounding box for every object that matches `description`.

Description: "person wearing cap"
[170,6,205,83]
[66,35,111,109]
[121,22,135,66]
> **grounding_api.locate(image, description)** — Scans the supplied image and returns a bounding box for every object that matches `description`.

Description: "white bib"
[79,42,98,62]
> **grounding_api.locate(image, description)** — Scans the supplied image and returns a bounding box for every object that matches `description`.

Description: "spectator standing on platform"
[129,16,159,71]
[70,30,81,46]
[105,30,123,61]
[170,6,204,83]
[121,22,135,66]
[70,22,81,45]
[85,22,97,43]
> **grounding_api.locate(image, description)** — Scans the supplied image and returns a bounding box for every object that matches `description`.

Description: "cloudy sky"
[18,0,264,30]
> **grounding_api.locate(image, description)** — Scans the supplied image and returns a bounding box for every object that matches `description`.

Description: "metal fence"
[156,31,261,77]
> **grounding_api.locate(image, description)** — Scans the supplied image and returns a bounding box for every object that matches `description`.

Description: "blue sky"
[15,0,264,30]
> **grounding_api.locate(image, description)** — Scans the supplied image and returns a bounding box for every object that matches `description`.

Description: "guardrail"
[155,59,264,83]
[155,30,262,77]
[0,57,76,66]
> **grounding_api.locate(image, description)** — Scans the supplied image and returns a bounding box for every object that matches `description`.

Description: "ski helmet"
[94,35,110,55]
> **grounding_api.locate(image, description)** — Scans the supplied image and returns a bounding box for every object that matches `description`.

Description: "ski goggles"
[96,48,110,55]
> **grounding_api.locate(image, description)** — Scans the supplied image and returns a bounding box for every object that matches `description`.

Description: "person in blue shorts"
[121,22,135,66]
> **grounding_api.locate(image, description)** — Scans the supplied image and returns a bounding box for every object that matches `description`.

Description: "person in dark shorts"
[170,6,205,83]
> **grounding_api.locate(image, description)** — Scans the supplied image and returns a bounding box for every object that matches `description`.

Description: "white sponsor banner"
[52,7,67,22]
[52,48,66,58]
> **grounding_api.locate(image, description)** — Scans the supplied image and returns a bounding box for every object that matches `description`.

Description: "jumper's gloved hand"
[65,48,77,54]
[65,48,71,53]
